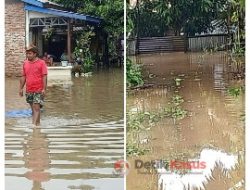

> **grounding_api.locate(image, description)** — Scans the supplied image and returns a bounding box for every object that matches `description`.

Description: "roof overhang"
[21,0,63,8]
[24,4,102,24]
[22,0,44,8]
[22,0,102,25]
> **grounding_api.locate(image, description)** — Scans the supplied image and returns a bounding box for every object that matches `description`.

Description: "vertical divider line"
[124,0,127,188]
[245,0,249,189]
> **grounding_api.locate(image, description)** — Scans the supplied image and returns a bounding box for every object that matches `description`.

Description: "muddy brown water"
[5,69,124,190]
[127,52,245,190]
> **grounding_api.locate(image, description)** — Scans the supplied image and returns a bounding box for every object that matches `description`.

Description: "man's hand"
[41,89,46,97]
[19,89,23,97]
[19,76,26,97]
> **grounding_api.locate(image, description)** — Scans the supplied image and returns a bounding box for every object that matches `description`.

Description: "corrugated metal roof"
[37,0,62,7]
[22,0,44,7]
[21,0,61,7]
[24,4,102,24]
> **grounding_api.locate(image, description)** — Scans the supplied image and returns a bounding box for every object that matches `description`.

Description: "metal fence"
[127,36,186,55]
[127,34,229,55]
[188,34,228,52]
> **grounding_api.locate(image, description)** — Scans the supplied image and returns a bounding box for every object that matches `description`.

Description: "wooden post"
[67,19,72,63]
[95,30,100,68]
[184,35,188,52]
[135,0,140,55]
[98,28,109,67]
[103,30,109,67]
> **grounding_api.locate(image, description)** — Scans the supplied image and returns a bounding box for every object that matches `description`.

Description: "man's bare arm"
[19,76,26,97]
[42,75,47,96]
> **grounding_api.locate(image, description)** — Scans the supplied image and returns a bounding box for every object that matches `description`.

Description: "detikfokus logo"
[113,159,207,176]
[113,160,130,176]
[134,159,207,174]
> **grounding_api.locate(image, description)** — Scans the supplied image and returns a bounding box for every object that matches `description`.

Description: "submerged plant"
[228,86,244,97]
[127,112,146,131]
[127,95,188,157]
[44,27,54,40]
[74,26,95,73]
[164,106,187,121]
[126,143,149,157]
[126,58,144,88]
[174,78,182,86]
[171,95,185,106]
[163,95,187,120]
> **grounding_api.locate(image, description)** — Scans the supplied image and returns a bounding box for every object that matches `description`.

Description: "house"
[5,0,103,77]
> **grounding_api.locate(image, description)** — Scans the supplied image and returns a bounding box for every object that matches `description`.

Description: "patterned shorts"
[25,92,44,107]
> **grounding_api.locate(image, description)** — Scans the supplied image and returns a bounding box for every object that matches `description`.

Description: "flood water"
[5,68,124,190]
[127,52,245,190]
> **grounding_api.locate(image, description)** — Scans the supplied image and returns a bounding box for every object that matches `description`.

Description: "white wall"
[29,11,57,18]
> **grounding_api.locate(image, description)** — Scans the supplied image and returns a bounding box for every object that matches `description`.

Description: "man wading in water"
[19,45,48,126]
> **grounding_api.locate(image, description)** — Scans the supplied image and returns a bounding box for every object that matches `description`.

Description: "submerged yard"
[126,52,245,190]
[5,69,124,190]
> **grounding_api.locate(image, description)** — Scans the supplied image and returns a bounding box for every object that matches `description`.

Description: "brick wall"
[5,1,26,77]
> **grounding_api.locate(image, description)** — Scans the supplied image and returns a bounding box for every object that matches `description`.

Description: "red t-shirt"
[22,59,48,93]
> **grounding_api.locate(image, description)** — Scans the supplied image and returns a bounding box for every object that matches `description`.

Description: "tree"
[128,0,170,37]
[128,0,234,37]
[52,0,124,61]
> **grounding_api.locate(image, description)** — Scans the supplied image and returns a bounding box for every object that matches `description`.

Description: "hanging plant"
[73,26,96,73]
[45,27,55,40]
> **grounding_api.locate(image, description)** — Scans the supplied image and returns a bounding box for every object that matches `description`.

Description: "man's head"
[26,45,38,61]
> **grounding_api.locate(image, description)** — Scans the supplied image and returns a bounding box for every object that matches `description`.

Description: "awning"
[24,4,102,24]
[22,0,44,8]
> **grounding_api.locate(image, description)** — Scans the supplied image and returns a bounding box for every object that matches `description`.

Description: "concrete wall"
[5,0,26,77]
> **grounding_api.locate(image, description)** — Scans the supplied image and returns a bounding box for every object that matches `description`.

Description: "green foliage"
[126,143,149,157]
[126,94,188,157]
[231,44,245,57]
[126,58,144,87]
[74,26,95,73]
[128,0,229,37]
[240,113,245,121]
[126,5,136,38]
[128,0,245,39]
[127,110,164,132]
[228,86,244,97]
[171,95,184,106]
[74,27,95,57]
[128,0,171,37]
[44,27,54,40]
[164,106,187,120]
[127,112,146,131]
[227,0,245,76]
[163,95,187,120]
[127,96,187,133]
[174,78,182,86]
[126,111,154,157]
[52,0,123,59]
[216,0,245,55]
[83,54,95,73]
